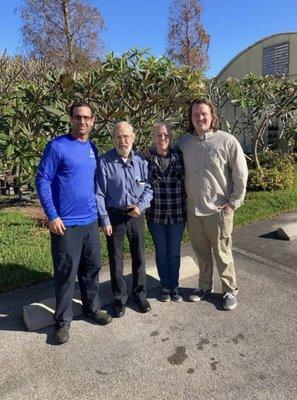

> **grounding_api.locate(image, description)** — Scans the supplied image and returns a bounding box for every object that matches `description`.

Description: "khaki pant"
[187,206,238,294]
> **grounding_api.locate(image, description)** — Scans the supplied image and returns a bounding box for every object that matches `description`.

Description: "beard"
[116,145,132,158]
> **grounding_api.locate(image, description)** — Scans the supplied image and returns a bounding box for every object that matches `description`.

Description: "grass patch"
[0,211,52,292]
[1,169,297,292]
[234,172,297,226]
[0,209,155,293]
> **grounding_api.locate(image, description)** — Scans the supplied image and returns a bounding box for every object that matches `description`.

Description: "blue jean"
[148,221,186,290]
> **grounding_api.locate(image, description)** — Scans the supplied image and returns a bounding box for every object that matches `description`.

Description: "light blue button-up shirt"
[96,148,153,226]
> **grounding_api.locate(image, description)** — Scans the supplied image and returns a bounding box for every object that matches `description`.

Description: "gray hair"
[113,121,135,138]
[152,121,172,137]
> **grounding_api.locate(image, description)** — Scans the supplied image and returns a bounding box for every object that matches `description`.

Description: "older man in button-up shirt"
[96,121,153,318]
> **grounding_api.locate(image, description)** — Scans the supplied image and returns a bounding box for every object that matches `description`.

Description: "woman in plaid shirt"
[146,122,186,302]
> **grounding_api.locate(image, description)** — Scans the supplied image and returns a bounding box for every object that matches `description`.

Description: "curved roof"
[216,32,297,79]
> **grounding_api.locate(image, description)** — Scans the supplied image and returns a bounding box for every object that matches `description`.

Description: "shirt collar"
[192,130,214,141]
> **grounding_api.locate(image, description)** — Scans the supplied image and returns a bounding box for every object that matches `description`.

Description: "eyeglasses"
[72,115,93,122]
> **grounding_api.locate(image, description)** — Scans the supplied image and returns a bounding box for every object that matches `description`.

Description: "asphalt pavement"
[0,212,297,400]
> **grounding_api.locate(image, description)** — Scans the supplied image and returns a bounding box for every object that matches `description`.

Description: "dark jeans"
[51,220,101,328]
[147,221,186,290]
[106,209,146,305]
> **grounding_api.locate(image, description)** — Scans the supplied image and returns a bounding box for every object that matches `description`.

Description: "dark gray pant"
[106,209,147,305]
[51,220,101,328]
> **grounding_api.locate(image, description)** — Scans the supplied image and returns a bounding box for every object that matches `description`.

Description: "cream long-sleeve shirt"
[177,130,248,216]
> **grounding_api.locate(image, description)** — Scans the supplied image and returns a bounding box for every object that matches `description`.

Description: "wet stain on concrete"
[197,338,210,350]
[96,369,109,375]
[212,343,218,347]
[167,346,188,365]
[161,338,169,342]
[170,325,181,332]
[187,368,195,374]
[231,333,244,344]
[210,358,219,371]
[150,330,160,337]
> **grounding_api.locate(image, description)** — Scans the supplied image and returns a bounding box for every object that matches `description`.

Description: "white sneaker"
[189,288,212,302]
[223,292,237,310]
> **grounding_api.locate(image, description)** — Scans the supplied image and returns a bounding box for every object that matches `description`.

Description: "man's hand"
[48,217,66,235]
[219,202,235,215]
[102,225,113,236]
[127,205,141,218]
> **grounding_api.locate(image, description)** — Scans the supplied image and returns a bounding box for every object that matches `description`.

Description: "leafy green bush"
[247,151,295,191]
[0,50,205,191]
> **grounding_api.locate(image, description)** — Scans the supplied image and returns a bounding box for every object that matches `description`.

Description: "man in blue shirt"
[97,121,153,317]
[36,102,112,344]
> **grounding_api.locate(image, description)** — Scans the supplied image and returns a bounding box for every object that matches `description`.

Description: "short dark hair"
[69,102,93,117]
[188,98,219,132]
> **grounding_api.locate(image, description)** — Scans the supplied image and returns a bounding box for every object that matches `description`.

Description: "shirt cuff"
[48,211,59,221]
[99,214,111,226]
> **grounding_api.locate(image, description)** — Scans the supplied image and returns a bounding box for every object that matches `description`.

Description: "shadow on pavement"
[0,274,161,335]
[259,230,280,240]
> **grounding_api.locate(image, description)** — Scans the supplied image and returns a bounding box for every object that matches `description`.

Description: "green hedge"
[0,50,205,190]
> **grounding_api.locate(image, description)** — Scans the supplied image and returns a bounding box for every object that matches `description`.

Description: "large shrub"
[247,150,295,191]
[0,50,205,191]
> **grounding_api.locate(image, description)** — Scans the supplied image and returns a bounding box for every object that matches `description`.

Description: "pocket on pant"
[219,210,234,238]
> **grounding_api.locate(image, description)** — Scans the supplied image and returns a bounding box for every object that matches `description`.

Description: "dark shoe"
[86,309,113,325]
[189,287,212,302]
[160,288,171,302]
[114,302,126,318]
[171,287,183,302]
[136,298,151,313]
[55,326,69,344]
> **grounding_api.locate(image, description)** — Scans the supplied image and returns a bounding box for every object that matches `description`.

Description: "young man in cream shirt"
[178,98,248,310]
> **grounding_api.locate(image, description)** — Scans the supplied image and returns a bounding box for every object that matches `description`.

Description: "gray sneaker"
[189,287,212,302]
[171,288,182,302]
[223,292,237,310]
[161,288,171,302]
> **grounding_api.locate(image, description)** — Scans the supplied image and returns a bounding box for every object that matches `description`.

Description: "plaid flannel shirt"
[146,147,186,225]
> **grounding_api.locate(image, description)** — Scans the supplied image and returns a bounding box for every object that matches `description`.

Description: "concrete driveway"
[0,213,296,400]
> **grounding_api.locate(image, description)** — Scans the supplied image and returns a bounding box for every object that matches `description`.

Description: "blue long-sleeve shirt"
[96,148,153,226]
[35,133,98,226]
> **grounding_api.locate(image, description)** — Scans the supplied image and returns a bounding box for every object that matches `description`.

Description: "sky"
[0,0,296,77]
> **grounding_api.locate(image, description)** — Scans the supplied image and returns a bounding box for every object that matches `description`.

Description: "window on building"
[267,124,279,148]
[263,42,289,76]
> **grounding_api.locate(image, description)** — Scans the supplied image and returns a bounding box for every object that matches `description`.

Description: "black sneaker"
[161,288,171,302]
[189,287,212,302]
[55,326,69,344]
[171,288,182,302]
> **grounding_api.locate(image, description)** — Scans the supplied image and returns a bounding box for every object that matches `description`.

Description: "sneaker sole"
[161,298,171,302]
[189,290,212,302]
[172,298,183,302]
[223,302,237,310]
